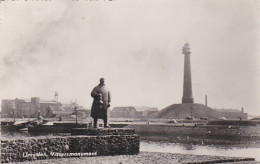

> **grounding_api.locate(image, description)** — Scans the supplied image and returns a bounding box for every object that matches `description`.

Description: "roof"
[63,106,76,111]
[8,98,61,104]
[251,117,260,120]
[47,106,67,113]
[40,101,59,104]
[113,106,136,112]
[134,106,158,112]
[113,106,158,112]
[14,120,29,125]
[216,109,242,113]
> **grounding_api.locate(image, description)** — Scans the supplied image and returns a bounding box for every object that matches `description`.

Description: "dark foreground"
[16,152,257,164]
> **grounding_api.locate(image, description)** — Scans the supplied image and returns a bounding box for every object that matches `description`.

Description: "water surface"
[141,140,260,161]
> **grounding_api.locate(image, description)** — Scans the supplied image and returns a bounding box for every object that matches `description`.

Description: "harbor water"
[141,140,260,161]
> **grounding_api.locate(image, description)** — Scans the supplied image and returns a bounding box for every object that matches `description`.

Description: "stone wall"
[1,135,139,163]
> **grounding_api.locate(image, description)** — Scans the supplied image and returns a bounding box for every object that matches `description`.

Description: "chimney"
[205,95,207,106]
[182,43,194,104]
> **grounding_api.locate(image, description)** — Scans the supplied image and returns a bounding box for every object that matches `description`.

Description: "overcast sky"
[0,0,259,115]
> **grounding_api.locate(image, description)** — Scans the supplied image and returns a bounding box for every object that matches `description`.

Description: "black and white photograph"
[0,0,260,163]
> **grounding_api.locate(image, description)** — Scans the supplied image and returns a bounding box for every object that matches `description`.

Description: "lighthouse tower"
[182,43,194,104]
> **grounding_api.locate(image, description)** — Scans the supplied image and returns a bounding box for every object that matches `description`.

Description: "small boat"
[19,128,28,131]
[28,122,89,133]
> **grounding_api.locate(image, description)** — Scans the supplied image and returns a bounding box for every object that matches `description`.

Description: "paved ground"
[16,152,258,164]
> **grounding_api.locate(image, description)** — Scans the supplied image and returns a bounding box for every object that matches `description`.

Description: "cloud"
[0,0,259,115]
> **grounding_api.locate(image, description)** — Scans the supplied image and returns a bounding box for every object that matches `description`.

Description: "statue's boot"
[94,118,98,128]
[104,118,110,128]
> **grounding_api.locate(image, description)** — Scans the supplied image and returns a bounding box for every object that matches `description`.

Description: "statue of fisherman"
[90,78,111,128]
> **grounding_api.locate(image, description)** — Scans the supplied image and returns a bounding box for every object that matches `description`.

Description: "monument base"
[182,97,194,103]
[1,135,139,163]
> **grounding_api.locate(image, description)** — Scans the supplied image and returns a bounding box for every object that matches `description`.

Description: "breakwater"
[127,124,260,145]
[0,129,139,163]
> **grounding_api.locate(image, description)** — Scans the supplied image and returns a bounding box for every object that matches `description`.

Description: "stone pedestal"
[1,128,139,163]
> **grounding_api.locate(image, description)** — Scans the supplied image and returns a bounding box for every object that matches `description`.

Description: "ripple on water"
[140,141,260,161]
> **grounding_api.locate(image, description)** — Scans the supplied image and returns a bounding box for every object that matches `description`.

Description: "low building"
[134,106,158,117]
[216,108,248,119]
[111,106,158,118]
[45,106,70,118]
[112,106,136,118]
[1,97,61,118]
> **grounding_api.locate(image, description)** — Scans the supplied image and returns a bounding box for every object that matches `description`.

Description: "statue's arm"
[108,91,111,103]
[91,87,99,99]
[107,91,111,107]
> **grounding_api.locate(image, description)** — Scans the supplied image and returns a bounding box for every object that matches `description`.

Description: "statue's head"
[100,78,105,85]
